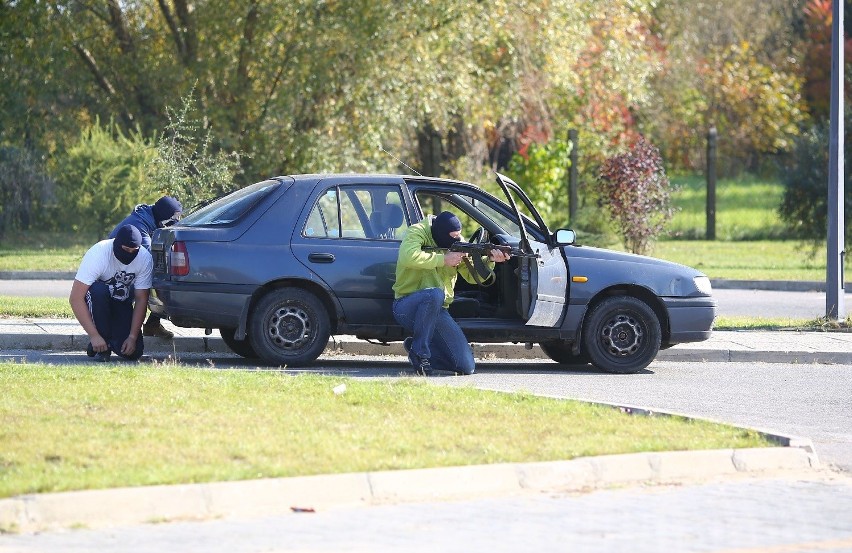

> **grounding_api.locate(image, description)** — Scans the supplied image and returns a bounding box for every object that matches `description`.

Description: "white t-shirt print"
[74,239,153,302]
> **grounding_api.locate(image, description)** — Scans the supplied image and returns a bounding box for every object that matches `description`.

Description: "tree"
[598,137,674,255]
[644,0,808,172]
[0,147,51,239]
[0,0,666,216]
[779,113,852,247]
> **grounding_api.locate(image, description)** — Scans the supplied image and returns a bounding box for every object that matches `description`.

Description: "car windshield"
[181,180,281,226]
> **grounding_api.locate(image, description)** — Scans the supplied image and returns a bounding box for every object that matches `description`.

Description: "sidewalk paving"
[1,317,851,365]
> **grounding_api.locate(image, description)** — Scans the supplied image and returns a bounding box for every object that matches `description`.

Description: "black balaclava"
[113,224,142,265]
[152,196,183,227]
[431,211,462,249]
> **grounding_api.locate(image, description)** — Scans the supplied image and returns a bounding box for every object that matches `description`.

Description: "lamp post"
[827,0,846,319]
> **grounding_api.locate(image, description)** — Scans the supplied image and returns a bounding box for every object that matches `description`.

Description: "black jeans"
[86,280,144,360]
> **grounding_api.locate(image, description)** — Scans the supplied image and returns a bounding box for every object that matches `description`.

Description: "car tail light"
[169,241,189,276]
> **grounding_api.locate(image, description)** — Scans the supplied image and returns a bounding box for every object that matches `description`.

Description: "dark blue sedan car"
[149,173,716,373]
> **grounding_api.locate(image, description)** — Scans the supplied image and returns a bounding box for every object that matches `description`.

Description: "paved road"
[2,474,851,553]
[1,279,851,319]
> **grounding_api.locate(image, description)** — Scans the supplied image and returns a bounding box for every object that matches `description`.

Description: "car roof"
[275,173,478,188]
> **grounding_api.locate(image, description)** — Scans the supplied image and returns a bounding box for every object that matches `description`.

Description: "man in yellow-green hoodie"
[392,211,510,376]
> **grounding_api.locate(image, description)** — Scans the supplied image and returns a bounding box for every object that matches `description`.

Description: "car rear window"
[180,179,281,226]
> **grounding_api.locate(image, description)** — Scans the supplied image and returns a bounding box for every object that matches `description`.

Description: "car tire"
[219,328,259,359]
[539,340,591,366]
[248,288,331,367]
[582,296,661,374]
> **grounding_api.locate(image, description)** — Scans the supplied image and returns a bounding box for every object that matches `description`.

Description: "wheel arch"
[578,284,670,350]
[243,278,343,337]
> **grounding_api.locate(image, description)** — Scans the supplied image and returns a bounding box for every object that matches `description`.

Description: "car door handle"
[308,253,335,263]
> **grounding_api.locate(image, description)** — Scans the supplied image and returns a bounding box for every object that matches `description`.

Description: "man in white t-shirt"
[69,225,154,362]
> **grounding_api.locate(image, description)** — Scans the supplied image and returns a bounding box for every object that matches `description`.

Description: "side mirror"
[554,228,576,245]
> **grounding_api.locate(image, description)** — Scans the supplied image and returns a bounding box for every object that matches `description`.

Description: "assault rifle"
[423,241,539,284]
[424,241,539,260]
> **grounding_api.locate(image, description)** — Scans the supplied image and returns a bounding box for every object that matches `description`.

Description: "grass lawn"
[600,175,851,281]
[0,230,96,272]
[667,174,787,241]
[0,364,775,499]
[0,296,74,318]
[651,240,846,281]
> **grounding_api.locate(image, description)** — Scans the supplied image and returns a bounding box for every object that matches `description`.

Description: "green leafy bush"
[48,120,155,236]
[146,90,243,207]
[504,139,572,229]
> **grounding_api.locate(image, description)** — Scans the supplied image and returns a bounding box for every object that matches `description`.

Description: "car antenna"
[379,144,424,177]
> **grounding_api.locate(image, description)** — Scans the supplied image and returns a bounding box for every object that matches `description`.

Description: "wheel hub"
[600,314,643,356]
[268,306,312,350]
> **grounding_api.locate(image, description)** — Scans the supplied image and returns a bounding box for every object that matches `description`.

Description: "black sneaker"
[86,343,96,357]
[92,350,112,363]
[403,337,418,366]
[415,357,434,377]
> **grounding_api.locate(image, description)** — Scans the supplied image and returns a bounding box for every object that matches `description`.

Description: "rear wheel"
[582,296,661,374]
[219,328,258,359]
[539,340,590,366]
[248,288,331,367]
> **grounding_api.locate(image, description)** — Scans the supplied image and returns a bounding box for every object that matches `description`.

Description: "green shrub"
[779,114,852,247]
[504,139,572,229]
[48,120,155,236]
[146,90,243,207]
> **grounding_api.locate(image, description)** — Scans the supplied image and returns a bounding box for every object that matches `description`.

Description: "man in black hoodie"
[108,196,182,338]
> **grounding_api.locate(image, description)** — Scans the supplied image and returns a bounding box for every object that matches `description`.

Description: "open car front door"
[494,173,568,328]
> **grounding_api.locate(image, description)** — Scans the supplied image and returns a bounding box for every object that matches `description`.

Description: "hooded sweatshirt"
[392,215,495,309]
[108,204,158,251]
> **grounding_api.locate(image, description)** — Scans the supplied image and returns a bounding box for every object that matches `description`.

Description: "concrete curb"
[4,333,852,365]
[711,278,852,293]
[0,446,820,534]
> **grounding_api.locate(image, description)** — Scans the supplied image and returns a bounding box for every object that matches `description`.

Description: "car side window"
[304,189,341,237]
[303,185,409,240]
[414,191,483,239]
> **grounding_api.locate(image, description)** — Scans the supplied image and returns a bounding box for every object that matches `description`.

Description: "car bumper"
[663,296,717,343]
[149,281,253,329]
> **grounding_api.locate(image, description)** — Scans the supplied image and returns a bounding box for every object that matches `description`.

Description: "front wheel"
[582,296,661,374]
[248,288,331,367]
